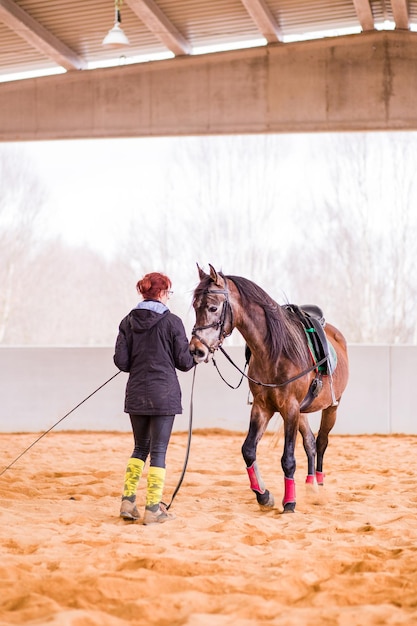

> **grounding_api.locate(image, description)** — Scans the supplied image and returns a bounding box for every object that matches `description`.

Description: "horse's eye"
[208,306,218,313]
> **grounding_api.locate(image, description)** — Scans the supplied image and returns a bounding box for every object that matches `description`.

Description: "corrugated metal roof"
[0,0,415,80]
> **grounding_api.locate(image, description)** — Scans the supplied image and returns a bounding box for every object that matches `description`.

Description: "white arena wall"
[0,345,416,435]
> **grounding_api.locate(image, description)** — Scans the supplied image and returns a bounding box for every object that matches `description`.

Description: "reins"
[216,345,328,388]
[211,351,249,389]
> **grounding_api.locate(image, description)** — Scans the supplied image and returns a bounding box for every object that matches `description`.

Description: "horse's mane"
[193,273,307,365]
[226,275,308,364]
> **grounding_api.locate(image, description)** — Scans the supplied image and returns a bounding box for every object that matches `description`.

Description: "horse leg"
[241,407,274,510]
[281,411,299,513]
[298,413,317,485]
[316,404,338,485]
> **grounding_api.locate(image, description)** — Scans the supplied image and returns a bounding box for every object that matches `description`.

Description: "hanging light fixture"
[102,0,130,48]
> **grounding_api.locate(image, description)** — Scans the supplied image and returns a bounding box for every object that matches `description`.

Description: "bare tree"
[4,133,417,347]
[281,133,417,344]
[114,134,294,339]
[0,147,46,342]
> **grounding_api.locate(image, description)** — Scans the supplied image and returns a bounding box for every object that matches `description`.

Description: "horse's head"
[190,264,234,363]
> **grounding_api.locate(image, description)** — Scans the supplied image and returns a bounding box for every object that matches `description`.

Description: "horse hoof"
[257,490,275,510]
[283,502,295,513]
[305,482,318,495]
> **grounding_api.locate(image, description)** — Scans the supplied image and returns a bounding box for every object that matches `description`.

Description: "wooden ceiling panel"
[0,0,415,80]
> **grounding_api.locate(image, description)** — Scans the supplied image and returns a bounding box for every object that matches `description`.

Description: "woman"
[113,272,195,524]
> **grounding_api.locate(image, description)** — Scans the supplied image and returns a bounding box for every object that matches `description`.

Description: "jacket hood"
[128,308,170,332]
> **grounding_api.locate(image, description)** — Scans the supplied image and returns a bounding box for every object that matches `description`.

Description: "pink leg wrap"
[282,477,296,505]
[316,471,325,485]
[305,474,315,485]
[246,461,265,494]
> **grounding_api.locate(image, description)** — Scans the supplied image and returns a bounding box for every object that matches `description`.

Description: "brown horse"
[190,264,349,513]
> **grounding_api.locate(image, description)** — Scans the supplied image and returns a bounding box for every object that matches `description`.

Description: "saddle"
[285,304,336,374]
[285,304,337,411]
[244,303,337,411]
[244,303,336,375]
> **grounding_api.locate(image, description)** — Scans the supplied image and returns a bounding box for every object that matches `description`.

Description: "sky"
[18,135,307,259]
[22,137,177,257]
[18,136,259,248]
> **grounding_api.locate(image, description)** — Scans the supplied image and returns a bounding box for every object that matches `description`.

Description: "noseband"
[192,286,234,353]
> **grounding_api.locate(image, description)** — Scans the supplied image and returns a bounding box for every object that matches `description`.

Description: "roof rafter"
[126,0,191,55]
[352,0,375,31]
[0,0,86,70]
[391,0,409,29]
[240,0,282,42]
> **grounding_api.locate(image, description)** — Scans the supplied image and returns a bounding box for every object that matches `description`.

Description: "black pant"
[129,414,175,468]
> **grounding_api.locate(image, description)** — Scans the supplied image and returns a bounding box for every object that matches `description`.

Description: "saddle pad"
[327,340,337,375]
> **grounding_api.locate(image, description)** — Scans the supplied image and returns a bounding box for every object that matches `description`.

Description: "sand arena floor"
[1,429,417,626]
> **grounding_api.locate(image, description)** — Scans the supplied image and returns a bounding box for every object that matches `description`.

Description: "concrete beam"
[1,30,417,141]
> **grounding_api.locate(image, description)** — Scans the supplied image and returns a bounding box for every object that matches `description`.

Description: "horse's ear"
[208,264,225,289]
[196,263,207,281]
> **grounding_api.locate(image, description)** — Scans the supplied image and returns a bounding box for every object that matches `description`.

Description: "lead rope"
[0,370,122,478]
[0,366,198,512]
[163,364,197,510]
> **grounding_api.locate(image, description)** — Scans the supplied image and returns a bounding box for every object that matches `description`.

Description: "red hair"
[137,272,171,300]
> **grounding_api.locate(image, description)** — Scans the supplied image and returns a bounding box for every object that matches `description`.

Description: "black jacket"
[113,305,195,415]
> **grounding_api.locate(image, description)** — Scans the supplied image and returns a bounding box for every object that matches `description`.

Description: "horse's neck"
[234,305,270,360]
[233,297,306,368]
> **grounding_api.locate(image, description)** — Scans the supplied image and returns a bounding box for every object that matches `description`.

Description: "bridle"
[191,280,329,388]
[191,285,234,354]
